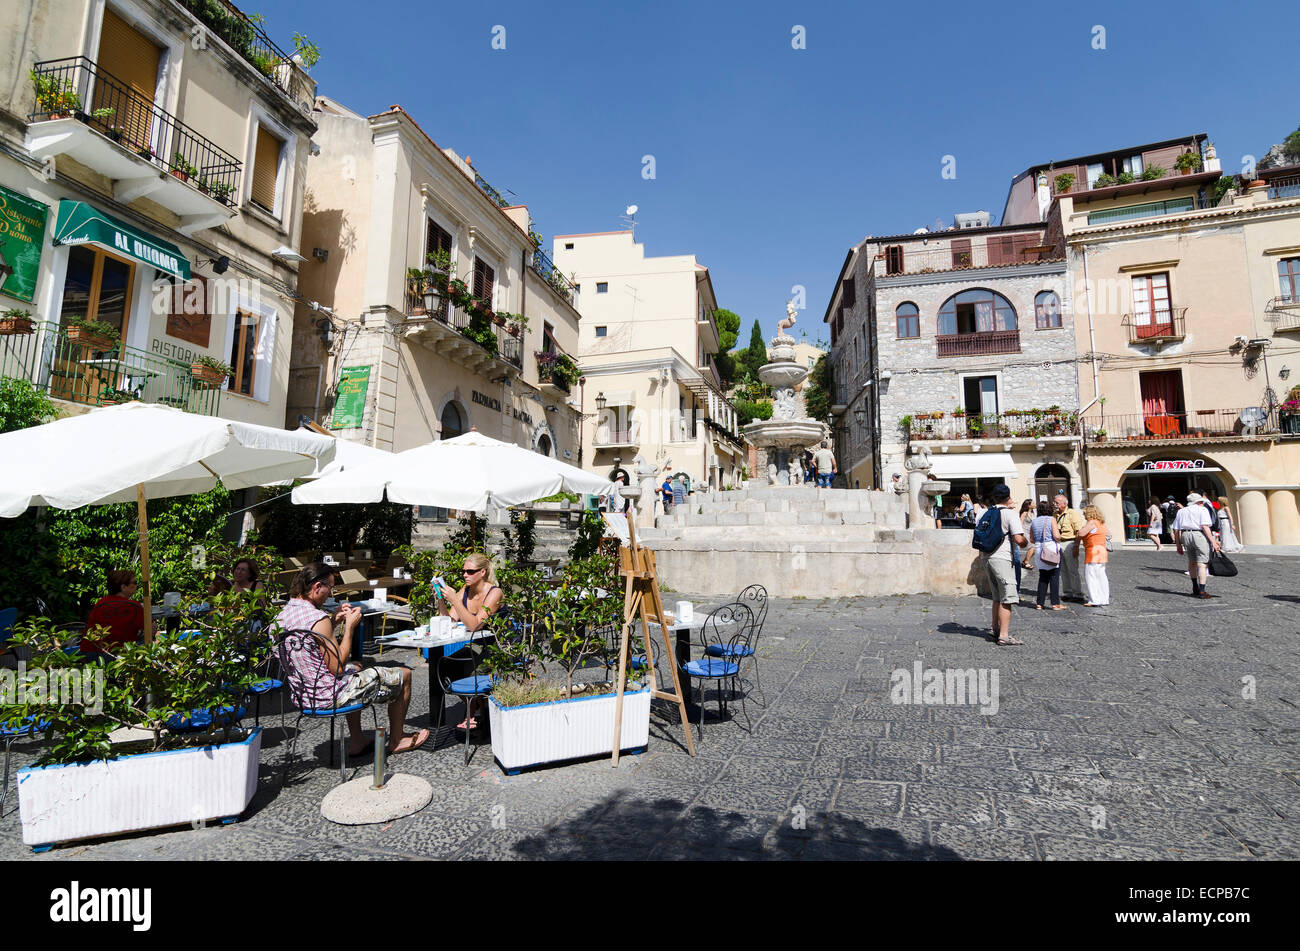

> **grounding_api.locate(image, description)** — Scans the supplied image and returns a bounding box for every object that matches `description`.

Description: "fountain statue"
[741,301,827,486]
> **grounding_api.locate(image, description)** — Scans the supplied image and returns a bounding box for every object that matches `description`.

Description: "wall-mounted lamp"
[595,391,607,411]
[1280,365,1292,380]
[315,317,335,347]
[312,248,329,262]
[853,406,866,424]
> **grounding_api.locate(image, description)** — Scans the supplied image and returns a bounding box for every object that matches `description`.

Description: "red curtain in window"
[1140,371,1184,433]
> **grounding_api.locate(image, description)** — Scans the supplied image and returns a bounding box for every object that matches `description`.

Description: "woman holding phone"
[433,552,504,730]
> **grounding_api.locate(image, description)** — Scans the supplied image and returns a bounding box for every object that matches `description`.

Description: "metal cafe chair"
[435,648,493,766]
[682,602,756,741]
[274,629,378,785]
[710,584,767,704]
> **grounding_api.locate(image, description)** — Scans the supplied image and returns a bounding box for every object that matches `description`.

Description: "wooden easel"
[610,514,695,764]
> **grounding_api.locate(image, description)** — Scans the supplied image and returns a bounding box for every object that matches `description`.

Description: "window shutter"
[95,9,161,149]
[426,220,452,261]
[473,258,494,303]
[950,238,972,269]
[251,126,282,211]
[841,278,856,308]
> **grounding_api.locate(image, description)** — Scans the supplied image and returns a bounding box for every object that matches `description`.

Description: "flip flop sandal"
[996,637,1025,646]
[388,728,430,755]
[455,718,478,731]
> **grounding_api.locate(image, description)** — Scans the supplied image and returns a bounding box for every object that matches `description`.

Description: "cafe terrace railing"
[0,321,222,415]
[908,408,1079,441]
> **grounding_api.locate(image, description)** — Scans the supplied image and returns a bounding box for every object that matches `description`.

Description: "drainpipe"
[1081,243,1101,498]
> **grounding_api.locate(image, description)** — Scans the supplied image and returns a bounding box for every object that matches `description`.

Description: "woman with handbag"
[1029,501,1066,610]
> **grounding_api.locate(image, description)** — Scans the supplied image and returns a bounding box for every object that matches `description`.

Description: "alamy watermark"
[890,661,999,715]
[1,662,104,714]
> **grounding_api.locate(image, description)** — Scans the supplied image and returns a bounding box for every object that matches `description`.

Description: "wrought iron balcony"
[1084,408,1278,444]
[0,320,221,414]
[1122,307,1187,345]
[530,247,575,303]
[908,408,1079,442]
[1266,296,1300,333]
[935,329,1021,358]
[172,0,312,107]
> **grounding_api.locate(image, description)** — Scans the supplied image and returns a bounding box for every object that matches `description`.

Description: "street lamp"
[595,392,607,411]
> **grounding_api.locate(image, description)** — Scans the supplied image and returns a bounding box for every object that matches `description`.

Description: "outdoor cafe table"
[375,625,494,744]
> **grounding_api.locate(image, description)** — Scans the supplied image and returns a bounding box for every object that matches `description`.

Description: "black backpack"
[971,507,1007,554]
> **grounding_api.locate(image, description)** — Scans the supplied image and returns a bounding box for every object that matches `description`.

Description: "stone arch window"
[440,400,467,440]
[536,433,553,456]
[1035,291,1062,329]
[896,302,920,339]
[937,288,1017,335]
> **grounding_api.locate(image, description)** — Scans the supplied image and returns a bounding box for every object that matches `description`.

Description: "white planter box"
[489,687,651,773]
[18,728,262,848]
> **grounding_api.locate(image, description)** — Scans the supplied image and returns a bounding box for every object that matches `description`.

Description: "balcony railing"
[908,409,1079,442]
[936,329,1021,357]
[530,247,575,303]
[1268,175,1300,200]
[474,171,510,209]
[1266,297,1300,333]
[1,321,221,415]
[876,241,1059,276]
[1084,408,1279,444]
[404,276,519,366]
[173,0,312,107]
[593,428,637,447]
[1123,307,1187,344]
[29,58,242,201]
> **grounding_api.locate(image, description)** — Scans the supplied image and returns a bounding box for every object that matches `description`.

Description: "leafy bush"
[734,399,773,426]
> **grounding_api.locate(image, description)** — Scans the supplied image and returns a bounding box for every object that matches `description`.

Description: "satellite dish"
[625,205,638,216]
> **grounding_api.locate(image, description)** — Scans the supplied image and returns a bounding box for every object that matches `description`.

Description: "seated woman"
[231,558,265,596]
[273,562,427,756]
[83,569,146,655]
[434,552,504,730]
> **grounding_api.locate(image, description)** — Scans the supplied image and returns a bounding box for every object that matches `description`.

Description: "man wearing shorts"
[1173,492,1221,599]
[982,484,1028,646]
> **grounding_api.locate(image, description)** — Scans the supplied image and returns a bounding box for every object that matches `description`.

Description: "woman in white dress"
[1146,496,1163,551]
[1216,496,1244,553]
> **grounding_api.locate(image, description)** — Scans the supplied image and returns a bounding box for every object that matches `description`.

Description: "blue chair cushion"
[448,674,493,695]
[630,655,648,670]
[684,658,739,678]
[300,703,366,717]
[249,678,282,694]
[166,704,246,732]
[705,644,754,658]
[1,717,50,738]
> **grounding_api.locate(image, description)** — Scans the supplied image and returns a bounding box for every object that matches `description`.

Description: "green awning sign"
[332,366,370,430]
[0,186,49,303]
[52,199,190,280]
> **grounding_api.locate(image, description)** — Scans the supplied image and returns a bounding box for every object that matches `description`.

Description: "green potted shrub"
[190,355,232,389]
[65,316,120,350]
[1053,172,1075,194]
[1094,172,1117,188]
[1116,171,1136,185]
[407,267,428,315]
[97,387,136,405]
[30,70,80,119]
[211,182,234,205]
[5,593,270,850]
[1140,164,1166,181]
[1174,151,1203,174]
[0,308,35,335]
[170,153,198,183]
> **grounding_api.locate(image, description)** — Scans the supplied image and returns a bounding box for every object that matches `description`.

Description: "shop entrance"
[1119,456,1228,540]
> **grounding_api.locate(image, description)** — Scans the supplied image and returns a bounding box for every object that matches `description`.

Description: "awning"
[602,389,636,408]
[52,200,190,280]
[927,452,1019,481]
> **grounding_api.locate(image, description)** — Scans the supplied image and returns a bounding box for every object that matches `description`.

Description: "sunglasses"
[462,567,482,575]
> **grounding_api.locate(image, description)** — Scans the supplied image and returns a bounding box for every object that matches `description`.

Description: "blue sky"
[254,0,1298,342]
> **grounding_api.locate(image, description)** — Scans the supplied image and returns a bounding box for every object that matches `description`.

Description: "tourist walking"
[973,483,1028,646]
[1217,496,1244,552]
[1173,492,1222,598]
[1029,500,1066,610]
[1161,495,1180,545]
[1054,494,1086,601]
[661,477,674,516]
[1014,499,1034,594]
[1079,505,1110,606]
[1145,496,1163,551]
[813,440,837,488]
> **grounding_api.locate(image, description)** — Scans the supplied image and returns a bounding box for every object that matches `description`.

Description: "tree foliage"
[734,399,773,427]
[0,377,57,434]
[1284,126,1300,163]
[742,320,768,382]
[803,353,834,423]
[256,484,411,557]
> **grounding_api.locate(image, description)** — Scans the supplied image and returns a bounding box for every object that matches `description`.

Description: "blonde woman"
[1078,505,1109,606]
[1217,497,1244,553]
[434,552,504,730]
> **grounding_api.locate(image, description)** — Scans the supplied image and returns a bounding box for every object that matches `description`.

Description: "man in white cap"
[1172,492,1222,598]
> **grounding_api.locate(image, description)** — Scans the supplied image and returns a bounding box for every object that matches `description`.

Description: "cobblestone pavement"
[3,548,1297,861]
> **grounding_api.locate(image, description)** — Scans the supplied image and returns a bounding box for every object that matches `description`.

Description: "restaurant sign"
[0,186,49,303]
[332,366,370,429]
[1141,460,1205,471]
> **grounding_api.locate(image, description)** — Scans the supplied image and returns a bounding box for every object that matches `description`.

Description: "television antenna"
[620,204,638,233]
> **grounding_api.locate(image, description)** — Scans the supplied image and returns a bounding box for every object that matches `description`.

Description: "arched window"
[896,302,920,339]
[937,288,1017,336]
[536,433,553,456]
[440,401,466,440]
[1035,291,1062,329]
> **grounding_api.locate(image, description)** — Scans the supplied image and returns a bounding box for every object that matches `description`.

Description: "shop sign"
[472,390,501,412]
[511,408,533,426]
[1141,460,1205,471]
[0,186,49,303]
[332,366,370,429]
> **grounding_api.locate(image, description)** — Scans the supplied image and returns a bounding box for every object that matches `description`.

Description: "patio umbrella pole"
[136,483,154,644]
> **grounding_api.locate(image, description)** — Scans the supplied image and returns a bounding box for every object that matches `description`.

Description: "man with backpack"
[972,483,1028,646]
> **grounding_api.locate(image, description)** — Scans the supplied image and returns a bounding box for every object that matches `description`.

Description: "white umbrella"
[263,428,394,485]
[291,430,612,512]
[0,402,336,640]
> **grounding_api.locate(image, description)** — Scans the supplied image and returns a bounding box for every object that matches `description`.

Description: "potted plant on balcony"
[900,415,913,438]
[1053,173,1075,194]
[1094,172,1117,188]
[170,153,198,183]
[1280,395,1300,435]
[0,308,35,335]
[5,593,269,850]
[967,417,985,437]
[407,268,428,315]
[135,144,157,161]
[1140,164,1167,181]
[195,177,212,196]
[97,387,136,406]
[65,316,119,351]
[1174,151,1203,175]
[30,70,80,119]
[211,182,234,205]
[1116,171,1136,185]
[503,312,528,338]
[190,355,232,389]
[1091,427,1107,442]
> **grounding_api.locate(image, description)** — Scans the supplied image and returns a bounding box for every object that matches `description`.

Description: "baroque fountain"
[741,301,826,485]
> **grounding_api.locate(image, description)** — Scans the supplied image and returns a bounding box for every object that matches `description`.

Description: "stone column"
[1088,488,1122,534]
[1267,488,1300,544]
[1237,488,1270,545]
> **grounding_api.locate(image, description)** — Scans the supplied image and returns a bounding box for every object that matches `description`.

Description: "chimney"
[1036,172,1051,221]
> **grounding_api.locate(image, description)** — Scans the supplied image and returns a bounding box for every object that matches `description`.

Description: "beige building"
[1044,146,1300,544]
[0,0,317,430]
[292,98,583,465]
[552,231,744,501]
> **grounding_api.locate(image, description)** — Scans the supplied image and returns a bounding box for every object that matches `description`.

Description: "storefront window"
[60,244,135,337]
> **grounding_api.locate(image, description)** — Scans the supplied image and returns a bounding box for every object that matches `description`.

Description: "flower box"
[0,315,35,335]
[65,326,116,351]
[191,362,227,389]
[488,686,650,774]
[18,728,262,849]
